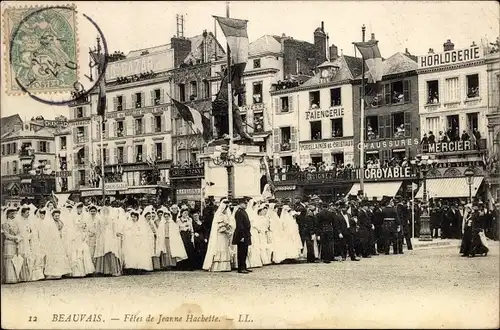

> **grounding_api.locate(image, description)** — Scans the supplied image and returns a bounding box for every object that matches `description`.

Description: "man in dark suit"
[357,198,374,258]
[232,197,252,274]
[316,202,335,263]
[332,201,360,261]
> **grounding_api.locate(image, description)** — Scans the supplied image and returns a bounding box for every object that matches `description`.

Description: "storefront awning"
[415,176,484,199]
[347,181,403,199]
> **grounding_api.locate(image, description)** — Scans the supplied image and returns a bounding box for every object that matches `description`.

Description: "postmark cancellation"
[3,5,78,95]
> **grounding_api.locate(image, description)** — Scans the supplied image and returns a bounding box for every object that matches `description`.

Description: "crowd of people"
[1,191,493,285]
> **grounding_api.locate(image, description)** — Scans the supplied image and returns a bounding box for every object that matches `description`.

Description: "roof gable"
[249,35,282,56]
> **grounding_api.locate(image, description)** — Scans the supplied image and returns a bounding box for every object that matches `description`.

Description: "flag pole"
[96,36,106,205]
[359,24,366,197]
[412,182,415,238]
[226,1,233,148]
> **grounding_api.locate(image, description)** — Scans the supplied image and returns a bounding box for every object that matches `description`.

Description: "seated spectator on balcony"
[313,132,321,140]
[311,103,319,109]
[181,161,189,168]
[281,140,291,151]
[401,157,409,167]
[307,163,316,172]
[318,162,327,172]
[370,95,380,107]
[439,131,448,142]
[428,92,439,104]
[395,124,405,138]
[461,130,470,141]
[393,91,403,103]
[467,87,479,98]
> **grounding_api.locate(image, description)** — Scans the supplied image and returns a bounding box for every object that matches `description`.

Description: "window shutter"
[84,145,89,165]
[384,83,391,105]
[47,142,51,153]
[150,90,155,105]
[289,96,293,112]
[113,96,117,111]
[161,115,166,132]
[95,122,100,140]
[114,148,118,164]
[377,115,385,139]
[386,115,392,139]
[150,115,155,133]
[126,119,133,136]
[105,122,110,138]
[403,80,410,103]
[290,126,297,151]
[132,94,137,108]
[123,147,128,163]
[142,119,146,135]
[274,98,279,114]
[83,106,88,118]
[160,88,165,104]
[404,111,412,138]
[162,142,167,160]
[141,92,145,107]
[122,96,127,110]
[113,121,117,137]
[105,149,109,164]
[273,128,280,153]
[124,119,129,136]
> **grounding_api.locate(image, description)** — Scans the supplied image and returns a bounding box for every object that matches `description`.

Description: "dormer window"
[253,59,261,69]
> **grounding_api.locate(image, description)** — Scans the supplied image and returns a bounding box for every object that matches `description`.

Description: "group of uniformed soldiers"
[291,195,417,263]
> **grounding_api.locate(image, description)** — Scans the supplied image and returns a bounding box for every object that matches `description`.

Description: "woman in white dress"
[257,203,272,265]
[29,207,45,281]
[203,199,233,272]
[67,204,95,277]
[269,203,287,264]
[152,208,167,270]
[94,206,122,276]
[122,210,153,273]
[246,199,263,269]
[44,209,72,279]
[164,210,188,267]
[83,205,98,266]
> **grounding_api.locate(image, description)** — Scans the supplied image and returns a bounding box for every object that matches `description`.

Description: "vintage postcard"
[1,1,499,329]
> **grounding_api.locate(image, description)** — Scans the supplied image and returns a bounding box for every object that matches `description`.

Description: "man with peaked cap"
[440,200,452,239]
[232,196,252,274]
[381,196,401,254]
[395,196,411,252]
[316,202,335,263]
[357,197,374,258]
[301,202,318,263]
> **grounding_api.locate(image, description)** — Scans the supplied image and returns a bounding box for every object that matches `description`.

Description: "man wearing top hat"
[233,196,252,274]
[332,201,360,261]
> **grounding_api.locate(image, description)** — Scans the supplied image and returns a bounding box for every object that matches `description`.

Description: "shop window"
[253,59,261,69]
[467,112,479,132]
[446,115,460,141]
[310,121,322,140]
[76,107,84,118]
[153,89,161,105]
[311,155,323,166]
[309,91,320,108]
[179,83,186,102]
[117,95,124,111]
[253,82,263,104]
[135,145,143,162]
[331,153,344,166]
[135,92,142,108]
[135,118,143,135]
[330,87,341,106]
[366,116,379,140]
[280,96,289,112]
[155,143,163,160]
[427,80,439,104]
[253,112,264,132]
[466,74,479,98]
[190,81,198,100]
[281,156,292,169]
[280,127,291,151]
[331,118,343,138]
[154,115,162,133]
[60,136,67,150]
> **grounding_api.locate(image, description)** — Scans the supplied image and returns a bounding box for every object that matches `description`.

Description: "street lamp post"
[411,155,434,241]
[464,167,475,204]
[211,143,245,199]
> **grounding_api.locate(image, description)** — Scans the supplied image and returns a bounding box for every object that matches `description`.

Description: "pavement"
[1,244,499,329]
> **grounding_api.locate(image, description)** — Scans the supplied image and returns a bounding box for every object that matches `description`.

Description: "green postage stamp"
[3,5,78,95]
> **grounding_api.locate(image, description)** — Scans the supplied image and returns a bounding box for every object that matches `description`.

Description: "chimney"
[471,41,477,47]
[443,39,455,51]
[329,44,339,61]
[202,30,208,63]
[171,36,192,67]
[314,22,327,64]
[321,21,324,32]
[428,48,434,54]
[371,33,375,41]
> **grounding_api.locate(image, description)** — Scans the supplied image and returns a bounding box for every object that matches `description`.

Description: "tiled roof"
[1,114,22,136]
[343,55,364,78]
[354,52,418,79]
[249,35,282,56]
[300,55,361,88]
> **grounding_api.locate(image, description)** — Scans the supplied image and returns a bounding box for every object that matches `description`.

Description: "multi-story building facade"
[416,40,489,201]
[485,39,499,204]
[1,118,64,206]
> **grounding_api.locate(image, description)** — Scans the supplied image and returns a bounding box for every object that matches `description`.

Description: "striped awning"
[415,176,484,199]
[347,181,403,199]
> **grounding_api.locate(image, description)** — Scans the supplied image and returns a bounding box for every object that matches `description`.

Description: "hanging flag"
[213,16,249,65]
[171,98,212,142]
[354,39,383,83]
[90,50,107,117]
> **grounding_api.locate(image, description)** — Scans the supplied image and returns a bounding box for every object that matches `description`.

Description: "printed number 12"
[28,316,38,322]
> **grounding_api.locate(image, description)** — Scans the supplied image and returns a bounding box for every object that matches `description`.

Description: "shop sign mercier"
[424,140,474,153]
